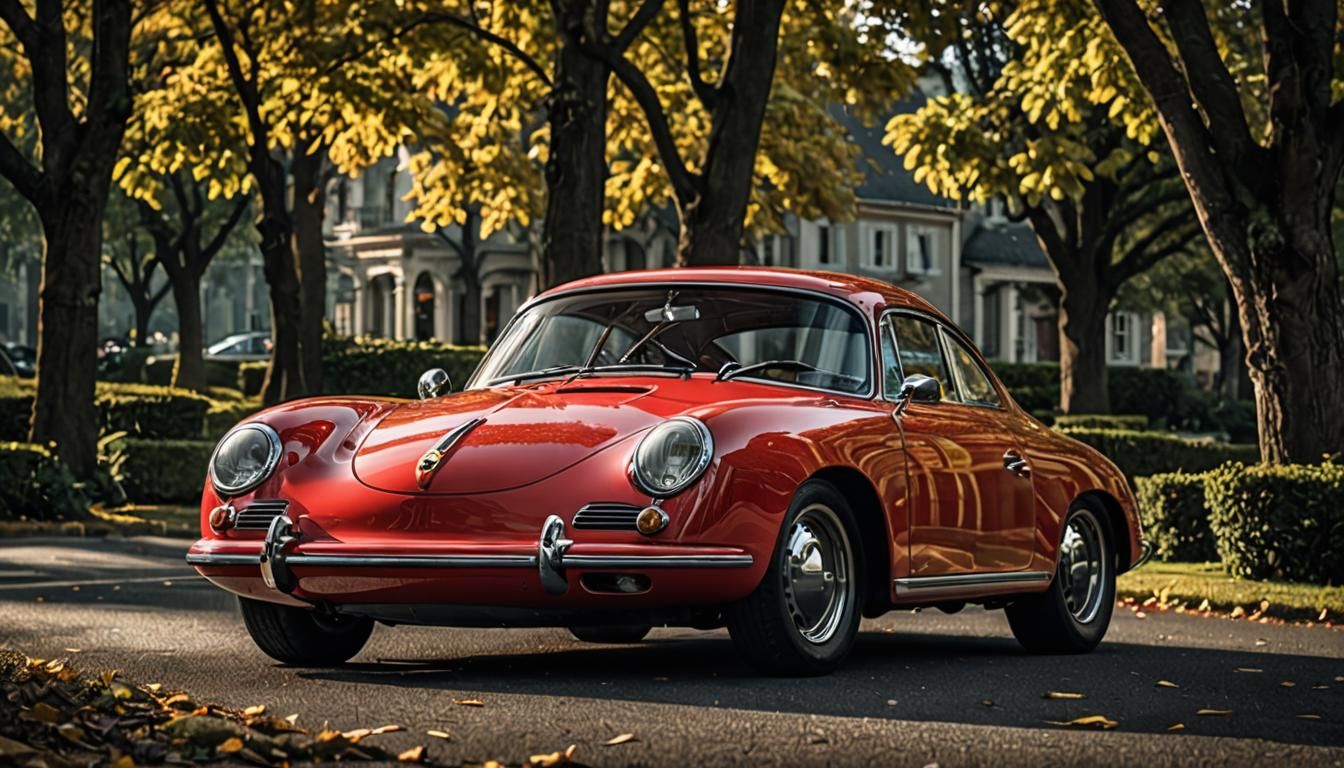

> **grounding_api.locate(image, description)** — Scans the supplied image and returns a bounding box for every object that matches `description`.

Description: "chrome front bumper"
[185,514,753,597]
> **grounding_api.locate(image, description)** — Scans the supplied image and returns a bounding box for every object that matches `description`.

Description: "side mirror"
[894,373,940,415]
[418,368,452,400]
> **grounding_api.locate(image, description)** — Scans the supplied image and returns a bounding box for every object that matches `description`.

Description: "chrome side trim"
[185,551,751,569]
[1132,539,1154,570]
[186,553,261,566]
[563,554,754,568]
[894,570,1052,596]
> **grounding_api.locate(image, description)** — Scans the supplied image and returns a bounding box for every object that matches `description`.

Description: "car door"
[886,313,1035,576]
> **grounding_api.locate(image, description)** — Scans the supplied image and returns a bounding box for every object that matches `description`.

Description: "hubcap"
[781,504,854,644]
[1058,509,1107,624]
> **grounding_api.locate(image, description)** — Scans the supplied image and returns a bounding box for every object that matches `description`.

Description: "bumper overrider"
[186,514,754,598]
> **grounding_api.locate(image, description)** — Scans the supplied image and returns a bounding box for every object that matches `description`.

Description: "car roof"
[540,267,949,322]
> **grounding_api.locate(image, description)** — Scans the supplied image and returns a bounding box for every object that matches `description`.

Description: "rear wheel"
[1006,503,1115,654]
[567,625,651,644]
[727,480,863,676]
[239,597,373,665]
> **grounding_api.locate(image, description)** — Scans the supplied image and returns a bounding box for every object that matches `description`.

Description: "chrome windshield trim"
[894,570,1051,596]
[468,281,876,399]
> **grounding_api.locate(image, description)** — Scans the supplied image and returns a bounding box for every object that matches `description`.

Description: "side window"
[944,332,1001,406]
[879,317,901,397]
[891,316,953,401]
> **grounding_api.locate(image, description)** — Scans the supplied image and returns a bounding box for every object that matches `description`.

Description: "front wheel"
[1006,503,1115,654]
[239,597,373,665]
[567,625,651,644]
[727,480,863,676]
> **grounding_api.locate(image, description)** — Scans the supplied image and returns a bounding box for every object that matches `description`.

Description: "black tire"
[238,597,373,665]
[1006,502,1116,654]
[726,479,864,676]
[567,625,652,644]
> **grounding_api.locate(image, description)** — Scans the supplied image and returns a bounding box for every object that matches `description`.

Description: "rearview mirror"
[418,368,452,400]
[643,304,701,323]
[894,373,940,414]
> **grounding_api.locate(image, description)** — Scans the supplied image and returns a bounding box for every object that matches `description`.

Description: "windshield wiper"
[487,365,583,386]
[561,363,694,385]
[716,359,823,383]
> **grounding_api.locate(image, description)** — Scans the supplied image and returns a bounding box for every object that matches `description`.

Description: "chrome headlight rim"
[630,416,714,498]
[209,423,282,497]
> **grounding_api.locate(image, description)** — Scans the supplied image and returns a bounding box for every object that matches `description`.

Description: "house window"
[760,236,776,267]
[817,225,831,265]
[862,224,896,269]
[1110,311,1140,365]
[906,225,940,275]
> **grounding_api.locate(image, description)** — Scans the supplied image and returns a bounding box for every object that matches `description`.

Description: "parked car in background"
[189,268,1150,675]
[206,332,272,362]
[0,342,36,378]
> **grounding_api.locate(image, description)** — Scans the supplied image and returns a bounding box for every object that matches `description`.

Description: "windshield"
[470,287,872,394]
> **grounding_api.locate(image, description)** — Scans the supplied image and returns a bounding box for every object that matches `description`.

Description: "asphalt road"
[1,537,1341,767]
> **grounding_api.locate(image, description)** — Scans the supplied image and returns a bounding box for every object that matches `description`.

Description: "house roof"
[962,221,1048,269]
[833,97,959,210]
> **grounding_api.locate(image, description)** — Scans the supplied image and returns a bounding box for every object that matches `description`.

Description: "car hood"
[353,381,675,495]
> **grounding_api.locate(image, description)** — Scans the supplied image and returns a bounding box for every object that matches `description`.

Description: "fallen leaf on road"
[162,581,173,587]
[1167,723,1185,732]
[243,705,266,716]
[1043,691,1086,700]
[1280,681,1296,688]
[0,735,36,758]
[529,744,577,766]
[285,714,299,724]
[1135,611,1147,619]
[397,745,425,762]
[109,756,134,768]
[372,725,403,735]
[1230,606,1246,618]
[25,702,60,723]
[1046,715,1117,730]
[1295,714,1321,721]
[1156,680,1179,689]
[1197,599,1210,612]
[1197,709,1232,716]
[454,699,485,707]
[980,699,993,707]
[343,728,372,741]
[63,648,81,653]
[427,730,452,741]
[604,733,637,746]
[1235,668,1262,673]
[56,723,85,743]
[218,737,244,753]
[1319,609,1328,622]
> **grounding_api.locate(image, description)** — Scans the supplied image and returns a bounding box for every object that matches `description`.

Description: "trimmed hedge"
[1059,427,1258,479]
[1205,462,1344,585]
[238,362,267,398]
[0,442,88,521]
[1053,414,1150,431]
[204,401,259,442]
[0,377,212,441]
[321,336,487,398]
[105,437,215,504]
[1136,472,1216,562]
[143,356,240,389]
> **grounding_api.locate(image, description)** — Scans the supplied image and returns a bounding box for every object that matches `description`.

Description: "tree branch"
[0,130,40,200]
[1111,214,1200,284]
[612,0,663,53]
[1101,180,1190,247]
[0,0,35,49]
[356,12,553,87]
[201,195,250,260]
[1160,0,1257,171]
[202,0,268,148]
[676,0,716,109]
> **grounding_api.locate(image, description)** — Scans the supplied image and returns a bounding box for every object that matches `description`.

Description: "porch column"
[1003,283,1019,363]
[392,274,407,340]
[972,275,987,348]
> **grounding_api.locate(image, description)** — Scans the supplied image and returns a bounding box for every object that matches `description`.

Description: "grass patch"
[1118,561,1344,624]
[0,505,198,539]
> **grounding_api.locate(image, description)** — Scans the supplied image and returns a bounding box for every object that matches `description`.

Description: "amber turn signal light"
[636,505,669,535]
[209,504,235,532]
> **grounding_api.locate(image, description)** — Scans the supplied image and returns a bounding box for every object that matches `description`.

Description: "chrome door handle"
[1003,449,1031,478]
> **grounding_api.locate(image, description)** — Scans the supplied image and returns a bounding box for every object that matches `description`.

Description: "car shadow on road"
[303,628,1344,748]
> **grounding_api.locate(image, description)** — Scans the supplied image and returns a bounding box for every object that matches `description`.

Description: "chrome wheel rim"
[1058,509,1107,624]
[781,503,854,644]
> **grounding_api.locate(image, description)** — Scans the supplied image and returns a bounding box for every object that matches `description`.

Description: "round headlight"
[631,417,713,497]
[210,424,282,496]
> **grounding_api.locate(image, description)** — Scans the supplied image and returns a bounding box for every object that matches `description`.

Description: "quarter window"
[880,318,901,396]
[945,333,1000,406]
[891,316,953,401]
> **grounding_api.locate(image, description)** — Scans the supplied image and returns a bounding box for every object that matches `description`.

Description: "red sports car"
[189,268,1150,675]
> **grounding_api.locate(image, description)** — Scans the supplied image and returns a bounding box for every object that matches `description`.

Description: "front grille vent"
[234,499,290,531]
[572,502,642,531]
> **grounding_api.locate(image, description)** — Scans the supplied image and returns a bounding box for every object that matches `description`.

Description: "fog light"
[636,505,669,535]
[209,504,235,532]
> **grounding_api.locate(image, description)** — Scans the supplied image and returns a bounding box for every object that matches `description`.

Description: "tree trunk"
[1058,278,1111,414]
[1215,211,1344,463]
[254,159,306,404]
[31,204,104,478]
[170,269,207,393]
[676,0,786,267]
[131,295,152,348]
[542,0,609,287]
[291,148,326,392]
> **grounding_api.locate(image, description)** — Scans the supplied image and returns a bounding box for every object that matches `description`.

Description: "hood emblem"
[416,417,485,489]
